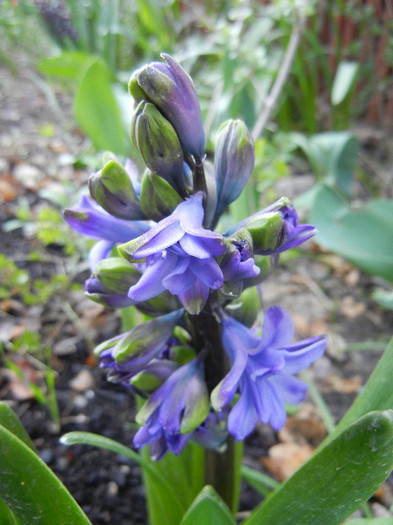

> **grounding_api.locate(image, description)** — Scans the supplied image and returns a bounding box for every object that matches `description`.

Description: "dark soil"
[1,60,393,524]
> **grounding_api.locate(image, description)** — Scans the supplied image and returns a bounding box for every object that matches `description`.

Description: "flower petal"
[88,240,114,270]
[227,381,258,441]
[189,258,223,290]
[128,252,177,302]
[260,306,294,350]
[64,195,149,242]
[178,279,210,315]
[281,336,327,374]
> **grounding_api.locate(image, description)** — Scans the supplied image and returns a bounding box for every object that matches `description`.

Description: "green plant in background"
[0,336,60,431]
[291,129,393,306]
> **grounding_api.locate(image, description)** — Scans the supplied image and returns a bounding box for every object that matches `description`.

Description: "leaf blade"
[180,485,236,525]
[0,425,92,525]
[243,411,393,525]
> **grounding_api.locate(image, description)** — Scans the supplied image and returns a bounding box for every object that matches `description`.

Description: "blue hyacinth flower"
[134,357,209,460]
[119,192,226,314]
[212,306,327,440]
[64,195,149,269]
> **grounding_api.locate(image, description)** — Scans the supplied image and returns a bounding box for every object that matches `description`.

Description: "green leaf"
[310,186,393,283]
[329,338,393,441]
[74,59,128,155]
[241,465,279,497]
[60,431,186,524]
[372,289,393,310]
[0,402,35,452]
[37,51,94,80]
[244,411,393,525]
[331,61,359,105]
[180,486,236,525]
[0,425,91,524]
[343,518,393,525]
[0,497,24,525]
[295,132,358,196]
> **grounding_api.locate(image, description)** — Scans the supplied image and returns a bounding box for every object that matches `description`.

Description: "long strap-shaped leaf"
[61,431,186,524]
[330,337,393,440]
[180,485,236,525]
[243,410,393,525]
[0,424,92,525]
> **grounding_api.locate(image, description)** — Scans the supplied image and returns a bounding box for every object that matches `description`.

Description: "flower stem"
[205,436,243,512]
[189,295,242,511]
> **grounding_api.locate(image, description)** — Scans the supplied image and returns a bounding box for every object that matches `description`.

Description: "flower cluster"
[65,53,327,459]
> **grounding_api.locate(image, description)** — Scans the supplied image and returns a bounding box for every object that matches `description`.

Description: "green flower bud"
[135,290,182,317]
[139,170,182,222]
[224,286,261,327]
[92,257,140,294]
[89,159,144,220]
[85,257,140,307]
[243,213,283,253]
[131,100,185,195]
[130,366,174,393]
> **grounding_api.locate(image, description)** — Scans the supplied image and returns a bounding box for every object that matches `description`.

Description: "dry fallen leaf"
[3,369,35,400]
[0,174,18,201]
[326,373,362,394]
[279,403,327,446]
[340,295,366,319]
[69,369,95,392]
[260,442,315,482]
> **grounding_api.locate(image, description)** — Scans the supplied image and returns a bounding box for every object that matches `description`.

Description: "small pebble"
[73,394,88,409]
[107,481,119,497]
[70,369,95,392]
[39,449,53,464]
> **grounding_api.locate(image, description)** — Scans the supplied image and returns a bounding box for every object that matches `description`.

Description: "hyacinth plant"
[63,53,326,461]
[60,54,393,524]
[2,53,393,525]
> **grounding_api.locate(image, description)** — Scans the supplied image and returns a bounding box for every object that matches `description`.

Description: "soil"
[1,59,393,524]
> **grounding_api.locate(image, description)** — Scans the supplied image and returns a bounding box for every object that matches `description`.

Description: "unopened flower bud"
[230,197,317,255]
[131,101,185,195]
[139,170,182,222]
[94,310,184,375]
[136,357,209,435]
[213,119,254,225]
[89,159,144,220]
[131,360,178,393]
[224,286,261,328]
[129,53,205,158]
[85,257,140,307]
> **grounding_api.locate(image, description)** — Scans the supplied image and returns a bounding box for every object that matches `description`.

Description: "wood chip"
[260,442,315,482]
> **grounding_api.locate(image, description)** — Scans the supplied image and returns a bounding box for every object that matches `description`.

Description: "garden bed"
[1,59,393,524]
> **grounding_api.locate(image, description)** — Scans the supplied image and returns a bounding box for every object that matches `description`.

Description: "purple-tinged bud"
[129,53,205,159]
[219,231,260,298]
[213,119,254,225]
[136,357,209,435]
[131,101,186,195]
[130,359,178,393]
[94,309,184,376]
[191,410,228,450]
[89,159,144,220]
[229,197,317,255]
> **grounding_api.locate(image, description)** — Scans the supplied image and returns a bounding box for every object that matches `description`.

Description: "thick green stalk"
[189,295,243,512]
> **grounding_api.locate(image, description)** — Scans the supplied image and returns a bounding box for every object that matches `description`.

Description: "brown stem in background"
[251,0,310,141]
